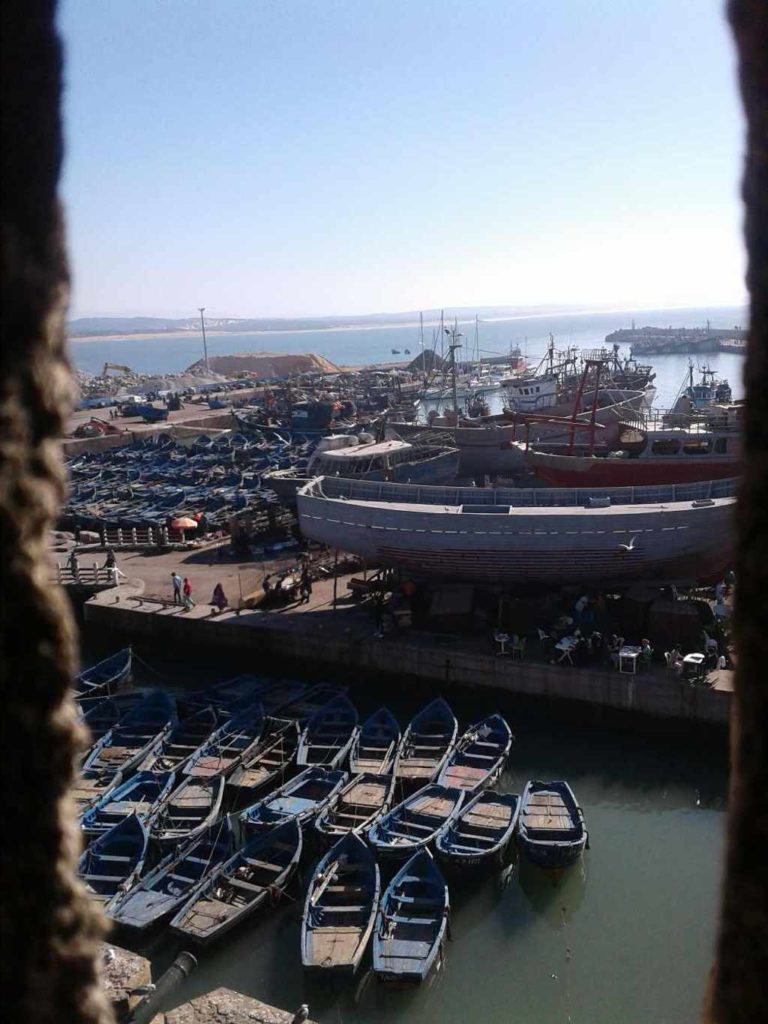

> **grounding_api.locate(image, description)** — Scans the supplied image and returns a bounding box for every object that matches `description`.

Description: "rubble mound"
[185,352,341,378]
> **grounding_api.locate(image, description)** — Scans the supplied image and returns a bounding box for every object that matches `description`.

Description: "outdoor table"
[683,652,706,681]
[619,645,642,674]
[554,636,579,665]
[495,632,511,656]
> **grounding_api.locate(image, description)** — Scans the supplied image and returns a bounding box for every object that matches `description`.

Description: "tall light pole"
[198,306,209,373]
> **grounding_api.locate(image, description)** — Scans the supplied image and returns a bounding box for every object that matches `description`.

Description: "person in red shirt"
[182,577,195,610]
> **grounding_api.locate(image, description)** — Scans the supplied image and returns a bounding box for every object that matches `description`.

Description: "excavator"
[102,362,133,376]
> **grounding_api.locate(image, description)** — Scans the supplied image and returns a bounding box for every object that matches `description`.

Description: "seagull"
[291,1005,310,1024]
[618,535,639,552]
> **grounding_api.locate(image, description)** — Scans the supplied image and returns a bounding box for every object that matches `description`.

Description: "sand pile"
[185,352,341,378]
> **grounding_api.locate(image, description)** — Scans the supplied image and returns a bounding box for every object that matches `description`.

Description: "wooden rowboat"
[436,714,512,793]
[227,719,299,801]
[296,696,359,769]
[80,770,175,838]
[75,647,132,701]
[368,784,465,861]
[349,707,400,776]
[183,702,264,779]
[150,774,225,850]
[372,850,449,983]
[78,814,148,906]
[301,833,380,975]
[137,707,218,774]
[435,790,520,868]
[170,819,302,945]
[394,699,457,785]
[315,773,395,845]
[518,780,587,868]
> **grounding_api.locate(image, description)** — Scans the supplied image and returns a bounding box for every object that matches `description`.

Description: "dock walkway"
[84,569,731,726]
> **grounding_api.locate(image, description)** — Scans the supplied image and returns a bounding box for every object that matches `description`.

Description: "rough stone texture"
[0,2,111,1022]
[164,989,317,1024]
[99,944,151,1016]
[705,4,768,1022]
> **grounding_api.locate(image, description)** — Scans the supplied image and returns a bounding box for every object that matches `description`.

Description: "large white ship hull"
[298,477,735,587]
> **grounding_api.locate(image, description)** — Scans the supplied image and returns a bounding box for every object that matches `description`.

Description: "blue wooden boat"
[227,719,299,800]
[78,814,148,906]
[150,774,225,850]
[170,819,302,945]
[315,773,395,845]
[179,675,270,718]
[435,790,520,868]
[297,696,359,769]
[80,771,175,837]
[436,714,513,793]
[372,850,449,983]
[183,702,264,779]
[518,780,588,868]
[393,699,458,785]
[237,767,348,836]
[80,691,177,798]
[79,691,146,743]
[75,647,132,700]
[107,819,234,929]
[349,707,400,775]
[368,784,465,861]
[137,707,219,774]
[277,683,348,724]
[301,833,380,975]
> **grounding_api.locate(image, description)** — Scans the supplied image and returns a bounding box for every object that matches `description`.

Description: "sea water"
[67,304,747,410]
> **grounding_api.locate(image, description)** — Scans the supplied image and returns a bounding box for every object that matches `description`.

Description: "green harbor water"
[111,655,727,1024]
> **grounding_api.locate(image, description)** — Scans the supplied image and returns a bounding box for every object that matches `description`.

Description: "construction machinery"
[102,362,133,377]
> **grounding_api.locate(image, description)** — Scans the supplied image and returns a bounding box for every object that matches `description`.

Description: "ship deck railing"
[303,475,737,509]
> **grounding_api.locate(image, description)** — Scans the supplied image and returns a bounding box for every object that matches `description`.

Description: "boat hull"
[298,477,736,587]
[525,448,741,488]
[517,836,586,868]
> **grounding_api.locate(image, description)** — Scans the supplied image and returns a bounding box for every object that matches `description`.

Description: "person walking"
[182,577,194,610]
[299,568,312,605]
[211,582,227,613]
[171,571,183,605]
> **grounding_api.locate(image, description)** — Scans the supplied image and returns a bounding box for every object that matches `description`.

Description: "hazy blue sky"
[59,0,746,319]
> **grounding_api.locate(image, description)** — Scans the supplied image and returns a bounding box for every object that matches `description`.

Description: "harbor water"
[68,304,747,412]
[118,656,728,1024]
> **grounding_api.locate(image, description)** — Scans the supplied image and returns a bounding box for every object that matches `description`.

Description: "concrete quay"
[84,571,731,727]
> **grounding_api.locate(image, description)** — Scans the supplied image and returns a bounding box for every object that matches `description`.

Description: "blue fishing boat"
[237,767,348,836]
[79,691,146,743]
[368,784,465,861]
[349,707,400,776]
[436,714,513,793]
[170,819,302,945]
[75,647,132,700]
[107,819,234,929]
[227,719,299,800]
[393,699,458,785]
[150,774,225,851]
[80,691,177,798]
[80,771,175,837]
[179,675,270,718]
[315,773,395,846]
[372,850,449,983]
[301,833,380,975]
[297,696,359,769]
[137,707,219,774]
[277,683,348,724]
[518,780,588,868]
[435,790,520,868]
[183,702,264,778]
[78,814,148,906]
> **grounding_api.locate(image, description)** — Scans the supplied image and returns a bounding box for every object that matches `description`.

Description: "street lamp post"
[198,306,209,373]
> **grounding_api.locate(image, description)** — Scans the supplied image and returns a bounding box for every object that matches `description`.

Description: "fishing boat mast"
[445,321,464,419]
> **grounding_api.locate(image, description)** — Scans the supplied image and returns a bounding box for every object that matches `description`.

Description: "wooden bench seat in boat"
[228,877,266,893]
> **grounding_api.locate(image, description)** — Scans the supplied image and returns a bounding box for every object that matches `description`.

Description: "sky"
[58,0,747,319]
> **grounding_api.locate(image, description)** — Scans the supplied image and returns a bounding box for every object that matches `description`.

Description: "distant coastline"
[67,301,748,344]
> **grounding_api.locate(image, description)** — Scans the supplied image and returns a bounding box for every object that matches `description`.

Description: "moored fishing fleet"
[74,659,589,984]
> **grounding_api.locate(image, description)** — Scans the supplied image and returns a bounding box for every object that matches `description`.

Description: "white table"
[495,632,511,656]
[683,652,706,680]
[555,636,579,665]
[619,645,641,674]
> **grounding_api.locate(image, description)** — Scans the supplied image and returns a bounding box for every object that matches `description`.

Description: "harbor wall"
[84,599,730,726]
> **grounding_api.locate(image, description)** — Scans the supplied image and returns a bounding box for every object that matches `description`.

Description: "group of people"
[170,572,227,613]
